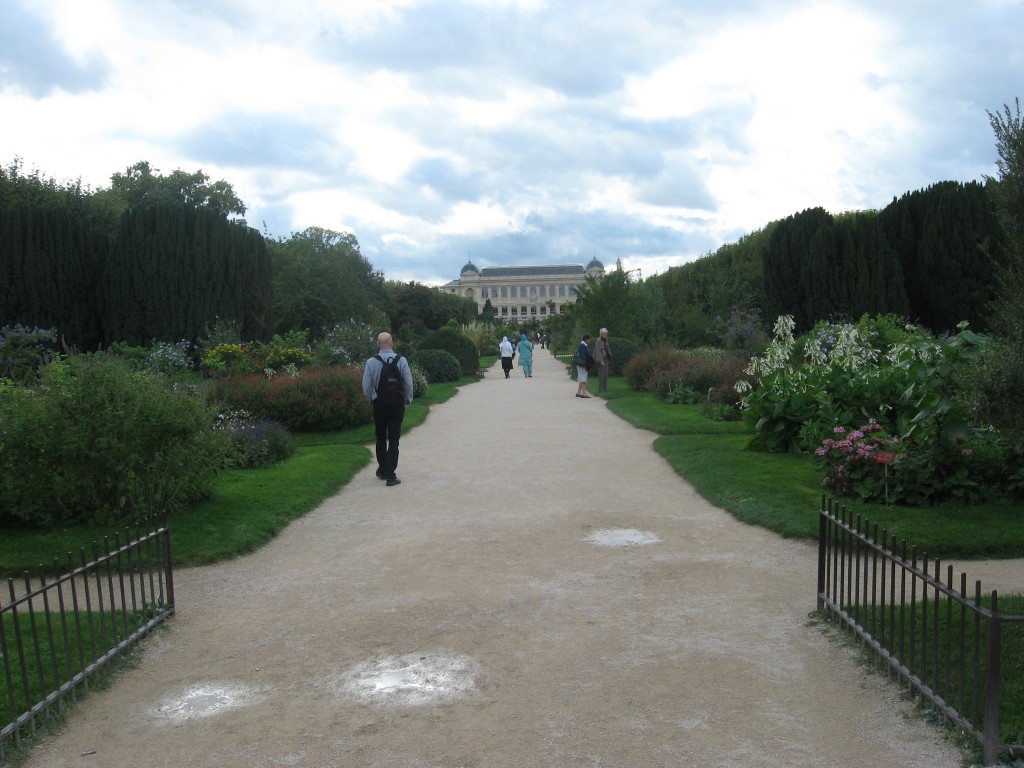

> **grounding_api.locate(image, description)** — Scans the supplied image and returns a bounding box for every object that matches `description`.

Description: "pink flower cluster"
[815,419,893,459]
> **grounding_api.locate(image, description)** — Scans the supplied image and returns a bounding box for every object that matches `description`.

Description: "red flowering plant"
[815,419,901,502]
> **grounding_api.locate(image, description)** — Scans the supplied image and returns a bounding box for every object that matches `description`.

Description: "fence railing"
[816,497,1024,767]
[1,520,174,757]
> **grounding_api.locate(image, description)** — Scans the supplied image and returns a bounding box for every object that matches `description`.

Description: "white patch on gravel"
[584,528,660,547]
[154,681,268,722]
[339,652,480,707]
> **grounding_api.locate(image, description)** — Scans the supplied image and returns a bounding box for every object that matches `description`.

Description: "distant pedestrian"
[594,327,612,392]
[575,334,593,398]
[517,333,534,377]
[499,336,515,378]
[361,332,414,486]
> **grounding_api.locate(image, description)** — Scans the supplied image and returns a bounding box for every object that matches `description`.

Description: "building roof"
[460,260,480,275]
[478,264,586,278]
[586,257,604,270]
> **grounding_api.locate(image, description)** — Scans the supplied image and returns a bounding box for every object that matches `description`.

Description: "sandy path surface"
[18,349,1010,768]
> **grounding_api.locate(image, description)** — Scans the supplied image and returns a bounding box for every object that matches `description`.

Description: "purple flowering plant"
[815,419,900,501]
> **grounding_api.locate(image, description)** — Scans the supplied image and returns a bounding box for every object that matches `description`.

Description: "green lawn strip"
[600,383,1024,559]
[652,432,1024,558]
[1,609,137,727]
[167,442,370,567]
[837,594,1024,747]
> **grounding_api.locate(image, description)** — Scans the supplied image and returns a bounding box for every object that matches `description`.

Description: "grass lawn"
[595,377,1024,561]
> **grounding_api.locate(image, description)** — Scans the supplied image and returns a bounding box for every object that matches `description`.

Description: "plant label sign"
[875,449,896,465]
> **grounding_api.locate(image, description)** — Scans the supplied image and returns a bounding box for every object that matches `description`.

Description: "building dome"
[585,257,604,272]
[460,260,480,275]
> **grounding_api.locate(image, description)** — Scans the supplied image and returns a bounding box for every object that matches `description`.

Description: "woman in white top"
[499,336,515,378]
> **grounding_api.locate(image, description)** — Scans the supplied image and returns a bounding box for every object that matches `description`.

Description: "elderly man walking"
[361,332,414,486]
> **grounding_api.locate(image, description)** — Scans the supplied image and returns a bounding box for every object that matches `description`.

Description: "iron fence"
[1,520,174,757]
[817,497,1024,766]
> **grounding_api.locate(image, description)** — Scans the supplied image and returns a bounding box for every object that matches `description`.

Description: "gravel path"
[18,349,990,768]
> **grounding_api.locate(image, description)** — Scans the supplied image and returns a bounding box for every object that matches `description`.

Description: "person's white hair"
[599,327,608,334]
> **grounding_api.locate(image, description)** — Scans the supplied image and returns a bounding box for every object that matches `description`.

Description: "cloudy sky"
[2,0,1022,286]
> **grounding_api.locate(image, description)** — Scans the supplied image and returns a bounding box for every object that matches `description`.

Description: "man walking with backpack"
[362,332,414,487]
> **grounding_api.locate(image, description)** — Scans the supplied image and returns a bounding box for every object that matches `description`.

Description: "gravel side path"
[18,349,977,768]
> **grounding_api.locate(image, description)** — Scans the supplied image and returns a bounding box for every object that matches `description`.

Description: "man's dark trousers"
[373,398,405,479]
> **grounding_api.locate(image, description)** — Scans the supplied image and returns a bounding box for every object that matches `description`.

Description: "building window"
[558,285,566,297]
[521,306,527,315]
[529,285,536,296]
[501,306,508,315]
[482,287,489,298]
[500,287,508,298]
[540,306,547,315]
[511,307,518,315]
[540,285,547,297]
[530,306,537,315]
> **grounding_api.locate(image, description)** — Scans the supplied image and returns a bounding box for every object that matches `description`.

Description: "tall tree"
[269,227,387,339]
[0,161,111,348]
[102,202,271,345]
[103,161,246,218]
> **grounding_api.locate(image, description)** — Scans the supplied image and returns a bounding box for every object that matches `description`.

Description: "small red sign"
[875,450,896,465]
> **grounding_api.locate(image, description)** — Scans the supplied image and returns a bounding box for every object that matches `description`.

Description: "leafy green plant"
[0,324,59,383]
[0,353,227,527]
[214,410,296,468]
[815,419,900,502]
[202,342,252,377]
[409,361,429,398]
[736,315,990,455]
[315,320,380,366]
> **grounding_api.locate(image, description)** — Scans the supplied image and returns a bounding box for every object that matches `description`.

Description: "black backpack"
[374,354,405,408]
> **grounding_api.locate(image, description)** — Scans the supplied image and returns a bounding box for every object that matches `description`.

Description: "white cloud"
[2,0,1020,284]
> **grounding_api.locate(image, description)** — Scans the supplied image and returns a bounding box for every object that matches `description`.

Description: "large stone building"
[444,259,605,320]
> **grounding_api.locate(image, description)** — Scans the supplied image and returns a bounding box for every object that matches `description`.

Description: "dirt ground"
[14,350,1020,768]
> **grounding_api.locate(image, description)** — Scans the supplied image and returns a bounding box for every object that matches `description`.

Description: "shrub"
[210,365,371,432]
[0,325,59,384]
[409,362,430,399]
[202,343,252,377]
[814,418,1013,506]
[622,346,690,390]
[419,328,478,376]
[111,339,195,375]
[412,348,462,383]
[644,347,750,403]
[315,321,380,366]
[735,316,989,454]
[248,332,315,373]
[815,419,900,501]
[959,336,1024,454]
[0,354,228,527]
[213,410,295,468]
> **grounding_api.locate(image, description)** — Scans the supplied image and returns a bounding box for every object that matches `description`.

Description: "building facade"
[444,259,605,320]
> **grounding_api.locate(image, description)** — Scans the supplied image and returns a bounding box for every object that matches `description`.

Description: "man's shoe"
[386,476,402,486]
[375,468,386,480]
